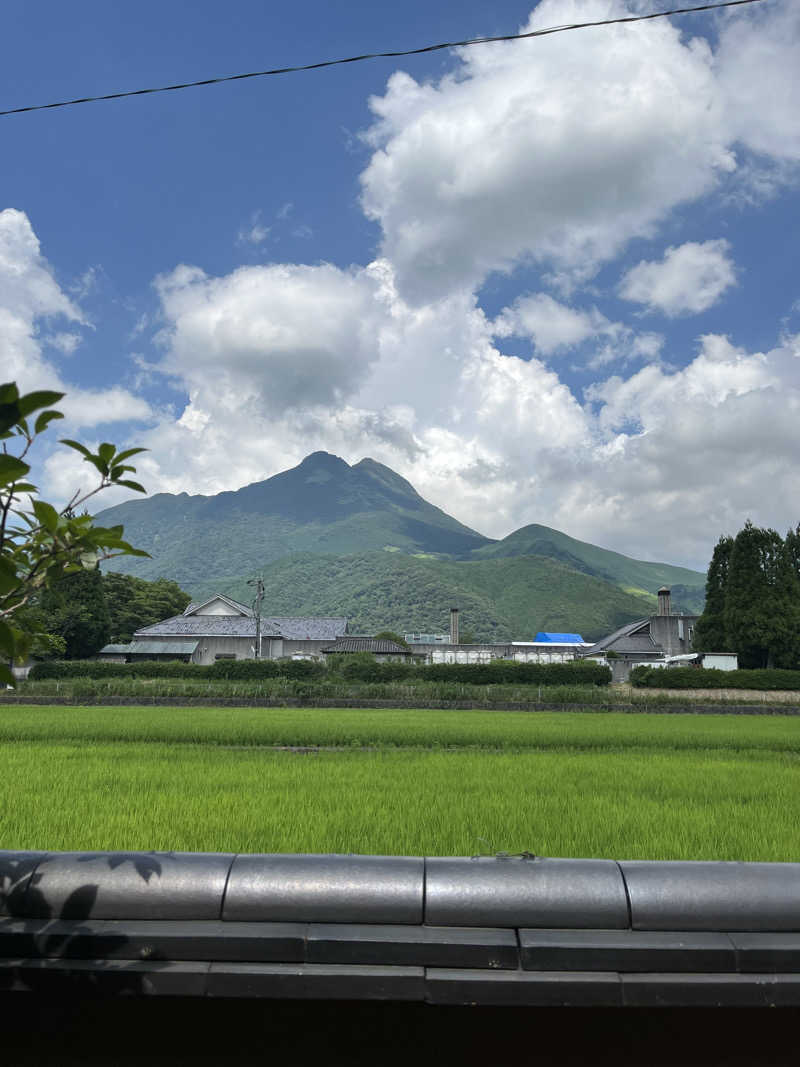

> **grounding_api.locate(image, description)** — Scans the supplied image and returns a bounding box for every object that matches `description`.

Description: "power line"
[0,0,766,119]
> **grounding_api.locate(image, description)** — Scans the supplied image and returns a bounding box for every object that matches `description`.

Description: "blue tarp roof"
[534,632,585,643]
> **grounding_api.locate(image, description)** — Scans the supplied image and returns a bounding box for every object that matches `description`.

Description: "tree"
[769,530,800,669]
[38,567,111,659]
[723,521,787,669]
[0,382,148,685]
[102,573,191,642]
[372,630,410,648]
[692,535,733,653]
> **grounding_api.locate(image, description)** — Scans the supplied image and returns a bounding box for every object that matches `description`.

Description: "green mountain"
[189,551,663,643]
[97,451,706,638]
[471,524,706,614]
[97,451,489,587]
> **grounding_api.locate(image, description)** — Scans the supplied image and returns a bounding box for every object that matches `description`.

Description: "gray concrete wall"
[649,614,699,657]
[191,637,255,665]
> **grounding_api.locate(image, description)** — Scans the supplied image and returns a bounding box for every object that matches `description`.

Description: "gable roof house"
[99,594,348,664]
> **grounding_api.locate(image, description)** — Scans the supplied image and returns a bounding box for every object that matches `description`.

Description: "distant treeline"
[29,657,611,686]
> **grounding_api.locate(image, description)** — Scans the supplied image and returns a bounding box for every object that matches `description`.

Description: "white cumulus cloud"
[618,240,737,316]
[360,0,735,302]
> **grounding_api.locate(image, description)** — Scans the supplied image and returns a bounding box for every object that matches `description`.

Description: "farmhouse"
[100,593,348,665]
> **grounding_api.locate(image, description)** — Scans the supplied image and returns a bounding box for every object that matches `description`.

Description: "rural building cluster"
[99,585,736,679]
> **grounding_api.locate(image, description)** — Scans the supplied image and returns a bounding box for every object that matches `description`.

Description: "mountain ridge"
[97,451,706,634]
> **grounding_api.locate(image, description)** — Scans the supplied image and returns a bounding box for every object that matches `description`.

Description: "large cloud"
[360,0,736,302]
[154,262,384,417]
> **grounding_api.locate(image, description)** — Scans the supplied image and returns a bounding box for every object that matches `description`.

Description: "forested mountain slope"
[191,551,661,643]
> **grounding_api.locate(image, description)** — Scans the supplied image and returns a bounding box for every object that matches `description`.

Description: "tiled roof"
[6,849,800,1007]
[322,637,412,654]
[134,615,348,641]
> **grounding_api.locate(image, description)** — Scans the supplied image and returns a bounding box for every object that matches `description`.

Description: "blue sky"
[1,0,798,570]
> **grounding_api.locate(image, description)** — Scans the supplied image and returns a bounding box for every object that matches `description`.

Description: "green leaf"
[0,664,14,688]
[60,439,93,458]
[97,442,116,465]
[115,479,146,493]
[114,540,150,556]
[0,454,31,486]
[0,619,17,657]
[0,556,19,596]
[16,390,65,418]
[10,482,37,493]
[112,447,148,463]
[32,499,59,533]
[34,410,65,434]
[0,383,20,404]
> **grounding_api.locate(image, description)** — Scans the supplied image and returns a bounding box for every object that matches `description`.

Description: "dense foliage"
[103,573,191,642]
[0,382,147,685]
[29,656,610,686]
[630,666,800,690]
[693,522,800,668]
[37,568,111,660]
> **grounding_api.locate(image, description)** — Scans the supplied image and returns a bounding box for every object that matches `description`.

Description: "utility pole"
[247,576,264,659]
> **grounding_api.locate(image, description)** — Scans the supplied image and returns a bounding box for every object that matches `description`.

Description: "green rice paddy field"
[1,704,799,860]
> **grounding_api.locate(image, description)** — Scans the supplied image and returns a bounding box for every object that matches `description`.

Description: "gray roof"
[583,618,654,656]
[135,615,348,641]
[130,639,200,655]
[322,637,413,655]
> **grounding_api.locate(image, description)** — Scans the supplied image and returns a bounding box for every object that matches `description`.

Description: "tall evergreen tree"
[771,528,800,669]
[692,535,733,653]
[783,524,800,580]
[723,521,784,668]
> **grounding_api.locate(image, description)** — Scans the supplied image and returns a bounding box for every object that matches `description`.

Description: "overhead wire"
[0,0,766,119]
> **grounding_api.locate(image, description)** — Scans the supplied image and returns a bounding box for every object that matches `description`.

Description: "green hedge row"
[335,660,610,685]
[630,666,800,690]
[207,658,324,680]
[28,658,324,681]
[29,658,610,686]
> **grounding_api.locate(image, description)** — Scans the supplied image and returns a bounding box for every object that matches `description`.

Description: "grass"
[9,676,798,706]
[1,705,799,859]
[2,704,800,751]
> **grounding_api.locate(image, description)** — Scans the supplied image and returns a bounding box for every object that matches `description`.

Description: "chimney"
[450,607,459,645]
[657,587,671,616]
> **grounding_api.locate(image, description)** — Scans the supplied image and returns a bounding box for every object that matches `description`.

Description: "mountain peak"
[298,451,349,470]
